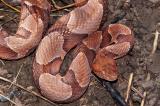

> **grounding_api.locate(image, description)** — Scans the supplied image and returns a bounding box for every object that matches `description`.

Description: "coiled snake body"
[0,0,50,59]
[0,0,134,103]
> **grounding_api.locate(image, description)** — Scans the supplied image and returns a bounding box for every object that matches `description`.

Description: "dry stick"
[1,0,75,14]
[0,93,18,106]
[51,0,62,9]
[6,14,18,25]
[51,1,82,12]
[0,13,18,26]
[140,92,147,106]
[125,73,134,103]
[120,75,144,99]
[0,59,5,66]
[131,86,144,99]
[0,16,18,26]
[150,30,160,56]
[50,0,71,13]
[0,1,20,8]
[1,0,75,13]
[0,76,58,106]
[9,64,23,89]
[0,0,20,13]
[0,8,18,13]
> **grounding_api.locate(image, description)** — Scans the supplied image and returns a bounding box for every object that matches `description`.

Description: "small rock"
[0,15,4,19]
[26,86,34,91]
[93,100,99,105]
[0,68,8,76]
[7,74,13,78]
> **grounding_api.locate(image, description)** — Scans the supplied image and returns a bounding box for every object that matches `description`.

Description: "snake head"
[101,24,134,59]
[92,24,134,81]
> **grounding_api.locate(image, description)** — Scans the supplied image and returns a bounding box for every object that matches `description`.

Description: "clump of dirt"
[0,0,160,106]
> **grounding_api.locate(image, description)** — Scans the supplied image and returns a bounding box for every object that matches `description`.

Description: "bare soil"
[0,0,160,106]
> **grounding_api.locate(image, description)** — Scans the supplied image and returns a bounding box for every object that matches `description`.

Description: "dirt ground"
[0,0,160,106]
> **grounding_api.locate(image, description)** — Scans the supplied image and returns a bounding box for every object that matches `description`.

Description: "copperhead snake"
[0,0,134,103]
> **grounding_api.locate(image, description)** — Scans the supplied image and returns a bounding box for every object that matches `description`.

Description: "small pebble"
[6,74,13,78]
[26,86,34,91]
[0,68,8,76]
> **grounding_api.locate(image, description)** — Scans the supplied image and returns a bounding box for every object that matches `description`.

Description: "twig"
[5,14,18,25]
[0,93,18,106]
[0,89,18,103]
[50,13,64,17]
[0,76,58,106]
[125,73,134,102]
[51,0,61,9]
[51,2,81,12]
[0,8,18,13]
[0,0,20,13]
[0,2,20,8]
[131,86,144,99]
[140,92,147,106]
[120,75,144,99]
[150,30,159,56]
[0,59,5,66]
[9,64,23,88]
[0,15,4,19]
[0,15,18,26]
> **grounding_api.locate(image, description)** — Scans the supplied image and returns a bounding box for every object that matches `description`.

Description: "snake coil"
[0,0,134,103]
